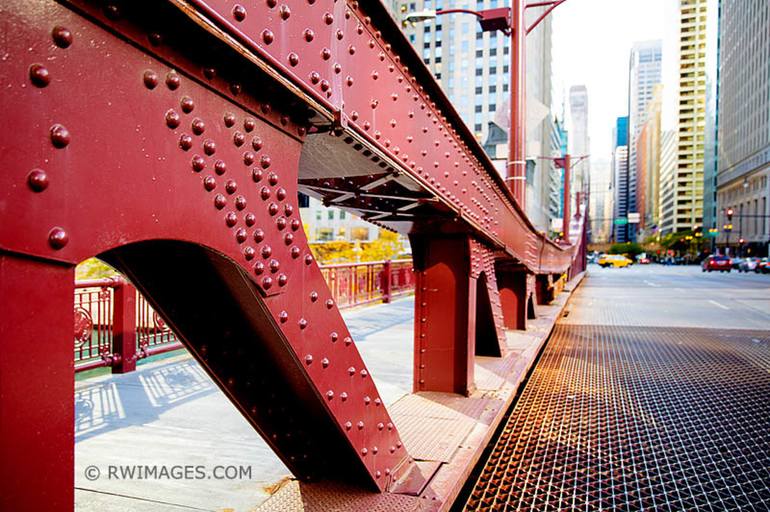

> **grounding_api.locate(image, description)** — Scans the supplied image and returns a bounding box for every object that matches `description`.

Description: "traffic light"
[726,207,734,221]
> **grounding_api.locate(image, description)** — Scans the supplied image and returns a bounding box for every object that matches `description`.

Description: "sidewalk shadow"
[75,357,216,442]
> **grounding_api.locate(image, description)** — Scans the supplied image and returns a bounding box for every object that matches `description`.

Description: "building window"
[351,227,370,241]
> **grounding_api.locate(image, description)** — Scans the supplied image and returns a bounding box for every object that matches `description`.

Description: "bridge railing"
[74,259,414,373]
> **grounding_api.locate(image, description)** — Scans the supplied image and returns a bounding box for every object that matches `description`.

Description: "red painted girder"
[0,0,408,490]
[172,0,575,275]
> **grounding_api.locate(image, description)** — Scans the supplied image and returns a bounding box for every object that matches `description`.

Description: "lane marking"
[644,280,660,287]
[708,300,730,310]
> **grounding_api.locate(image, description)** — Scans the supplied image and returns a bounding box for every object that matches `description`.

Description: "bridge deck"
[464,266,770,511]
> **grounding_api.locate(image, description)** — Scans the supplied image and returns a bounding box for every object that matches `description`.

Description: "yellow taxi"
[597,254,633,268]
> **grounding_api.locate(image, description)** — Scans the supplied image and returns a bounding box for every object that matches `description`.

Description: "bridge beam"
[496,267,533,331]
[0,255,74,511]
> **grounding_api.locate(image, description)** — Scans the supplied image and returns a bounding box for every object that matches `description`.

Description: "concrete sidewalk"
[75,298,416,512]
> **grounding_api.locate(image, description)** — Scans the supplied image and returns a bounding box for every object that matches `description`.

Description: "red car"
[702,255,731,272]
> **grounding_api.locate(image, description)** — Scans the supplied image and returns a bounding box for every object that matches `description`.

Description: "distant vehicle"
[731,257,744,270]
[598,254,633,268]
[756,258,770,274]
[702,255,731,273]
[739,257,759,273]
[637,256,651,264]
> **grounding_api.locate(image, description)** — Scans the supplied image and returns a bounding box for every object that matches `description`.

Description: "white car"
[739,257,759,272]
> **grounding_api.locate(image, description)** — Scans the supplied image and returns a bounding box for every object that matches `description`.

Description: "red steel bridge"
[0,0,585,510]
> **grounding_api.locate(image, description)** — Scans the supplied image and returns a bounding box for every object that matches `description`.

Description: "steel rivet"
[52,26,73,48]
[192,118,205,135]
[143,70,159,89]
[165,71,180,90]
[179,134,193,151]
[325,299,334,309]
[253,228,265,242]
[276,217,287,230]
[214,194,227,209]
[364,396,371,405]
[304,29,315,42]
[235,196,247,210]
[223,113,236,128]
[304,253,313,265]
[262,276,273,289]
[358,422,365,431]
[225,180,237,194]
[331,332,339,342]
[279,310,288,323]
[235,228,247,243]
[326,390,334,400]
[345,421,352,430]
[268,203,279,216]
[260,187,271,200]
[203,139,216,155]
[244,247,256,260]
[232,4,246,21]
[310,291,319,302]
[29,64,50,87]
[225,212,238,227]
[323,12,333,24]
[230,83,242,95]
[283,233,294,245]
[262,29,274,44]
[233,132,245,147]
[192,155,206,172]
[344,336,352,346]
[27,169,49,192]
[321,48,331,60]
[290,219,301,231]
[347,366,355,375]
[277,273,288,286]
[251,137,262,151]
[305,354,313,365]
[254,261,265,275]
[340,392,348,401]
[299,318,308,329]
[244,213,256,226]
[288,53,299,66]
[244,152,255,165]
[203,176,216,191]
[252,169,263,183]
[290,246,301,258]
[50,124,70,148]
[284,204,294,216]
[276,188,287,200]
[261,245,272,258]
[48,227,68,249]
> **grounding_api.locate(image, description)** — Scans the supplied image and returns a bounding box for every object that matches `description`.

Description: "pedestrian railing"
[74,259,414,373]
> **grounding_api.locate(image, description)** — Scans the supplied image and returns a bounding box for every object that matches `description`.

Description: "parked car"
[757,258,770,274]
[731,257,744,270]
[637,256,651,264]
[739,257,759,273]
[598,254,633,268]
[701,255,731,272]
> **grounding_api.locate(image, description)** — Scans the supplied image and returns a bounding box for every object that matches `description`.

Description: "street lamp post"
[403,1,567,210]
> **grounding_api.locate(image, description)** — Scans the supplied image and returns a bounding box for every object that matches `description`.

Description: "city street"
[465,265,770,510]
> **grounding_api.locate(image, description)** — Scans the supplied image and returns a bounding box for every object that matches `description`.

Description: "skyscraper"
[636,84,664,235]
[568,85,590,220]
[659,0,711,235]
[627,40,663,241]
[612,116,630,242]
[397,1,559,231]
[716,0,770,256]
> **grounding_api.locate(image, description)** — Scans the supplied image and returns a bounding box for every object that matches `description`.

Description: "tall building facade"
[568,85,590,201]
[612,145,630,242]
[636,84,664,236]
[659,130,678,234]
[396,0,559,231]
[589,157,613,243]
[660,0,711,235]
[612,116,630,242]
[627,40,663,242]
[715,0,770,256]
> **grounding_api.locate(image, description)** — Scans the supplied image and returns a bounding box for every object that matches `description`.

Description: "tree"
[608,242,644,257]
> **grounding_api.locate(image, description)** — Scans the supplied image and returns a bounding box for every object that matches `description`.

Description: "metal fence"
[74,259,414,373]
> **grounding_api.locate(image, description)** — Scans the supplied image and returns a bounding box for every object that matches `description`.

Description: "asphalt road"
[566,263,770,330]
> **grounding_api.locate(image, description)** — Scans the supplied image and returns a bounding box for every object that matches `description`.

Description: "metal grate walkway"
[464,324,770,511]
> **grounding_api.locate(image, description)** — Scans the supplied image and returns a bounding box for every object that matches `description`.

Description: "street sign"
[614,218,628,226]
[628,212,640,224]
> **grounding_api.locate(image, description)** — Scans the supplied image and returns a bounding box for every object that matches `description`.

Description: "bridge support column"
[0,254,74,511]
[496,268,531,331]
[410,236,506,395]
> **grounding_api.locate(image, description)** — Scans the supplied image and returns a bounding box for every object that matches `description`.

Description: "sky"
[551,0,679,160]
